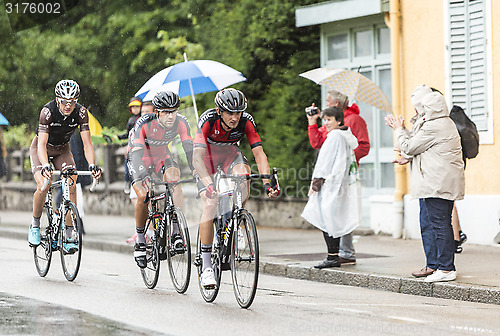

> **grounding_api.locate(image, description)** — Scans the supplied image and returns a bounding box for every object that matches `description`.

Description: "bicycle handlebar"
[41,170,99,192]
[220,168,279,182]
[150,177,196,186]
[217,167,280,193]
[143,177,197,204]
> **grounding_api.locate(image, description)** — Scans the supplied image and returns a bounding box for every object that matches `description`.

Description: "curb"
[2,229,499,306]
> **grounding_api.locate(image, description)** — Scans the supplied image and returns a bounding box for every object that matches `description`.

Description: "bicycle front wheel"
[60,202,83,282]
[167,206,191,294]
[196,228,221,303]
[141,217,160,289]
[33,207,53,277]
[231,209,259,309]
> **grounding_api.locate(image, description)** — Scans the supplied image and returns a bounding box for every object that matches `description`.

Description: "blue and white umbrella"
[135,58,246,117]
[0,112,8,125]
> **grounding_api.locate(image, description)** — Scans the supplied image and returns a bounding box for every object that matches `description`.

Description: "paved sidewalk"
[1,211,499,305]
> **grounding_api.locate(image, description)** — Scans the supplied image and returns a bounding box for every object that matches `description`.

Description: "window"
[354,30,372,57]
[327,34,348,60]
[377,27,390,54]
[322,23,392,192]
[448,0,487,131]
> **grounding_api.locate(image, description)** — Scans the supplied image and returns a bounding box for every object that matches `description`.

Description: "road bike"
[194,166,279,308]
[32,169,97,281]
[140,177,194,293]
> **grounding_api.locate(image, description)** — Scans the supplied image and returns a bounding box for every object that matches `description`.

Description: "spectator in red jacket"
[308,90,370,165]
[305,90,370,264]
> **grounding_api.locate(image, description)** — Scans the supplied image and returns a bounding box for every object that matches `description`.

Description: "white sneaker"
[424,270,457,282]
[201,268,217,289]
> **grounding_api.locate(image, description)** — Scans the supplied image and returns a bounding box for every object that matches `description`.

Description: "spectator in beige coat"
[386,89,465,283]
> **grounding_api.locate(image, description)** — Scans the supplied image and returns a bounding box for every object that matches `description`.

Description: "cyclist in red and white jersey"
[127,91,193,268]
[193,88,279,288]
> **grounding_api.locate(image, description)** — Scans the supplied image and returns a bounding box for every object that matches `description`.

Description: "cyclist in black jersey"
[28,80,102,253]
[193,88,279,288]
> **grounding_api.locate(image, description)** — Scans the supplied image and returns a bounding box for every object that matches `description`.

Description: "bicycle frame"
[196,165,279,307]
[140,177,194,291]
[213,166,279,268]
[44,171,96,249]
[33,169,97,281]
[146,178,195,254]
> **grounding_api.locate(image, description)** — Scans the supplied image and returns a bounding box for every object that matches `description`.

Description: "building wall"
[400,0,499,195]
[464,0,500,195]
[397,0,500,244]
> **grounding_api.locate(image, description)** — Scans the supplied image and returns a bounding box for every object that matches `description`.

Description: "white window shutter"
[448,0,488,131]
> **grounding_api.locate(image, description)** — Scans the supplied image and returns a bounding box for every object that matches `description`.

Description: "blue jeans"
[419,198,455,271]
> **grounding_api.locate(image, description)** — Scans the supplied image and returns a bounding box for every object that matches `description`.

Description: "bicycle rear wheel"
[60,202,83,282]
[196,228,221,303]
[167,206,191,293]
[33,207,53,277]
[231,209,259,309]
[141,217,160,289]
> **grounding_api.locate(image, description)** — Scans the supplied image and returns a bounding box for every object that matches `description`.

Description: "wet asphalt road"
[0,293,158,336]
[1,236,500,336]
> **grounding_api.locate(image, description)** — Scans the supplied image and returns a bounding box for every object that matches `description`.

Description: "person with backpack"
[394,88,476,254]
[386,87,465,282]
[448,104,479,252]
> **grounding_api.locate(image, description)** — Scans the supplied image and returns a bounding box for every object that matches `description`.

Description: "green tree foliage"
[0,0,202,129]
[190,0,320,194]
[0,0,321,196]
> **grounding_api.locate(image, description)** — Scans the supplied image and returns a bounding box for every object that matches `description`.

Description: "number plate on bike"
[218,178,234,196]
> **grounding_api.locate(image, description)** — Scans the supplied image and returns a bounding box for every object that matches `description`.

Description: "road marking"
[334,307,372,315]
[387,316,427,324]
[453,325,498,333]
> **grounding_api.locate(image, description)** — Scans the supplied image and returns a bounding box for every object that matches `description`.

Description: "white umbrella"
[300,67,392,113]
[136,55,246,119]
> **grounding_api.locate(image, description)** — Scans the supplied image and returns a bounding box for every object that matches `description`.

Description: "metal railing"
[3,143,189,189]
[4,144,127,187]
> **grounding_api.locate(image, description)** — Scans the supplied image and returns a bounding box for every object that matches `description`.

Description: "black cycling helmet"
[214,88,247,112]
[153,91,180,109]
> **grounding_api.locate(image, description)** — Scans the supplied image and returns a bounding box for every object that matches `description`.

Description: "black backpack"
[449,105,479,159]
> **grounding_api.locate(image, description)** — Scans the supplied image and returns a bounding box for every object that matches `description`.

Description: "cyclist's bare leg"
[200,194,217,246]
[132,181,149,232]
[231,163,251,207]
[64,173,78,232]
[33,171,49,219]
[132,180,149,267]
[200,193,218,271]
[164,166,183,209]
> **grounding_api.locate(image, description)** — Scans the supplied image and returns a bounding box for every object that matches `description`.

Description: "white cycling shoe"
[201,267,217,289]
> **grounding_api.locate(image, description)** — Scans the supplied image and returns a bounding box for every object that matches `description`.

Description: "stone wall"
[0,182,314,230]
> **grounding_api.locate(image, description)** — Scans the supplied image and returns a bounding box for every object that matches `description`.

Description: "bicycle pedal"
[203,284,217,290]
[171,246,185,254]
[193,257,202,267]
[159,252,168,261]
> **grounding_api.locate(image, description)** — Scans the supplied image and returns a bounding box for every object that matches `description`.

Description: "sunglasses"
[59,98,77,106]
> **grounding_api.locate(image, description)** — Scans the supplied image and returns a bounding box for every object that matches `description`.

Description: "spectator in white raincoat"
[301,106,361,269]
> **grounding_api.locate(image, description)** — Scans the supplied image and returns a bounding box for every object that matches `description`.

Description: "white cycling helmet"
[55,79,80,99]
